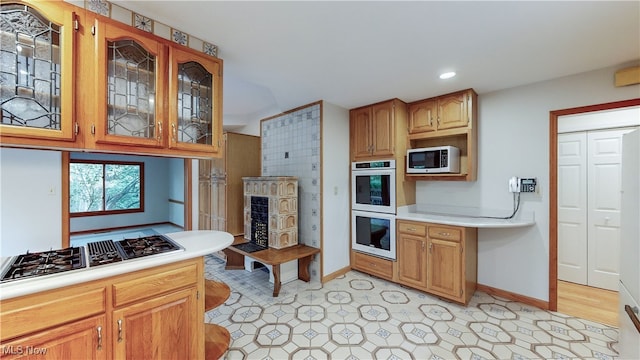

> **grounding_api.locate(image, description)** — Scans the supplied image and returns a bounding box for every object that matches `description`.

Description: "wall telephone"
[509,177,537,193]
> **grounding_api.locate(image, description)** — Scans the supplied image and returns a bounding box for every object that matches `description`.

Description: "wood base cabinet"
[0,258,206,360]
[396,220,477,305]
[351,251,397,282]
[397,221,428,291]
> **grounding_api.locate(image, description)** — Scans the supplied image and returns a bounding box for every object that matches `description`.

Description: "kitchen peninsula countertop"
[0,230,233,301]
[396,205,535,228]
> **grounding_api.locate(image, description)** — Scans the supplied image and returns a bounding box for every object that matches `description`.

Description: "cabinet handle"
[117,319,123,343]
[96,326,102,350]
[74,122,79,136]
[429,243,432,252]
[172,123,177,142]
[438,232,450,237]
[157,121,163,142]
[421,242,425,251]
[407,227,417,232]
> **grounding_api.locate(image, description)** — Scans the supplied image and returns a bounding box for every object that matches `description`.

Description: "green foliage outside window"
[70,161,143,215]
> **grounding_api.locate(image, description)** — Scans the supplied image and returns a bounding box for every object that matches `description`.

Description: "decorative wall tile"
[153,21,171,40]
[189,37,203,52]
[133,13,153,33]
[204,42,219,57]
[171,28,188,46]
[109,4,131,25]
[66,0,220,58]
[86,0,110,16]
[261,103,321,282]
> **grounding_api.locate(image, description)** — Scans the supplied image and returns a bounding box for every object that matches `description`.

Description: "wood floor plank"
[557,280,618,327]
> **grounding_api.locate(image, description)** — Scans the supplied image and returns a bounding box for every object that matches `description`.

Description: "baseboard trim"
[322,266,351,283]
[477,284,549,310]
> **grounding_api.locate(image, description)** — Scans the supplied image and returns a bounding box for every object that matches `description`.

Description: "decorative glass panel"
[107,39,155,138]
[177,61,212,145]
[0,4,62,129]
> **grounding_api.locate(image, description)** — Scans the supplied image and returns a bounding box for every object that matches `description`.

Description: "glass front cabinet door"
[93,20,167,149]
[169,46,222,154]
[0,1,77,143]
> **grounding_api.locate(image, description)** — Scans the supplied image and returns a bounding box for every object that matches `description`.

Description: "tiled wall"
[261,103,321,281]
[65,0,219,57]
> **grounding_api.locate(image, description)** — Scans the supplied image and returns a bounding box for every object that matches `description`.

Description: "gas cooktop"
[1,235,183,283]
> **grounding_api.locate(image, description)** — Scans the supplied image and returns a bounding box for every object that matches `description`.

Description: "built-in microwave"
[351,160,396,214]
[351,210,396,260]
[406,146,460,174]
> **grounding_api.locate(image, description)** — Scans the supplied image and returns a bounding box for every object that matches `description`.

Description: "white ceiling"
[113,1,640,130]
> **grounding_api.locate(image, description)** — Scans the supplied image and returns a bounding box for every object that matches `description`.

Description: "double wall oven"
[351,160,396,260]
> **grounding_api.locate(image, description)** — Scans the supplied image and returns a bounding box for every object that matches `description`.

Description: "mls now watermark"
[2,345,48,356]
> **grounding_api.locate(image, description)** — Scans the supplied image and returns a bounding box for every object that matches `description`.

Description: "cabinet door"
[113,287,199,359]
[1,315,106,360]
[397,233,428,290]
[350,107,373,160]
[0,1,77,142]
[427,238,462,300]
[168,46,222,154]
[437,91,469,130]
[371,102,395,157]
[93,20,167,148]
[408,99,437,134]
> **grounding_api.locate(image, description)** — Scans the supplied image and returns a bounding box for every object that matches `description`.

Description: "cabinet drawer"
[113,262,198,307]
[353,251,394,280]
[398,221,427,236]
[428,226,462,242]
[1,285,106,340]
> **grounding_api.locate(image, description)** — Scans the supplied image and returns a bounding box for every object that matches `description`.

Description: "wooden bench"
[224,238,320,297]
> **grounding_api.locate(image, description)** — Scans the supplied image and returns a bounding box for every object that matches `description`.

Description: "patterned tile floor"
[204,255,619,360]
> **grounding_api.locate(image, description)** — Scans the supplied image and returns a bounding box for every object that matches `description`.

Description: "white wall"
[416,63,640,302]
[1,148,62,255]
[321,101,350,277]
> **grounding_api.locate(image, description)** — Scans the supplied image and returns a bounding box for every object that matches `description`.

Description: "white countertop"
[396,205,536,228]
[0,230,233,301]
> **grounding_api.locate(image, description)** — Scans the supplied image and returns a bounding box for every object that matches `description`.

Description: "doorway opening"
[549,98,640,327]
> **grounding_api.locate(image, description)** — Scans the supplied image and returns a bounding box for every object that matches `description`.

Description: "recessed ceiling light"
[439,71,456,79]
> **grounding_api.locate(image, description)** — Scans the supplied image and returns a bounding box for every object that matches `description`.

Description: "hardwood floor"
[557,280,618,327]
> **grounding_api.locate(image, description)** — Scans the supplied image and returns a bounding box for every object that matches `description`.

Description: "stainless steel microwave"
[406,146,460,174]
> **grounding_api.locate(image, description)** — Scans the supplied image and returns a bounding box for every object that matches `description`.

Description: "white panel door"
[557,133,588,284]
[587,128,634,291]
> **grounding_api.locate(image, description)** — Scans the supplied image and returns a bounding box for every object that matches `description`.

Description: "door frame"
[548,98,640,311]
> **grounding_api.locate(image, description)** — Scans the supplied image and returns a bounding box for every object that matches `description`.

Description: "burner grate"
[116,235,181,259]
[87,240,125,267]
[0,247,86,283]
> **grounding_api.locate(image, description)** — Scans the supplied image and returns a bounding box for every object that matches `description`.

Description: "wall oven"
[351,159,396,214]
[351,159,396,260]
[351,210,396,260]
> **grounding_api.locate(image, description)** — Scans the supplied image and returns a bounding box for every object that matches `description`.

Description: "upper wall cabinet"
[0,0,223,159]
[408,89,473,134]
[0,1,78,146]
[350,99,406,161]
[407,89,478,181]
[168,46,222,154]
[88,16,223,158]
[92,19,168,149]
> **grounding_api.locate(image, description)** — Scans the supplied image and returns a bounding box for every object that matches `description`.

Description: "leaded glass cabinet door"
[169,46,222,155]
[94,20,167,148]
[0,1,76,142]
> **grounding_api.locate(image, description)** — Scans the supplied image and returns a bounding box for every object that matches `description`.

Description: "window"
[70,160,144,216]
